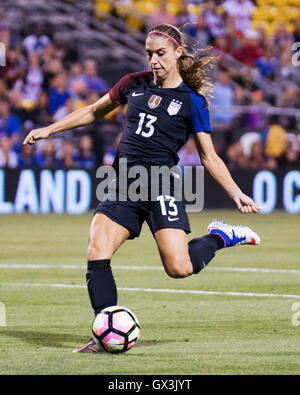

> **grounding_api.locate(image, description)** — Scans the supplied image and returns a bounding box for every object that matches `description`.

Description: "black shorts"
[94,198,191,240]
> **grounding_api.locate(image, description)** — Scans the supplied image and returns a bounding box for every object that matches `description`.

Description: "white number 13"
[157,195,178,217]
[135,112,157,138]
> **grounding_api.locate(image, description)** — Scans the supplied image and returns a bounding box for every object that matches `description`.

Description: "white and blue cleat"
[208,220,260,248]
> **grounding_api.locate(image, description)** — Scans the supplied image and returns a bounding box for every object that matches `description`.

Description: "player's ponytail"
[148,24,216,105]
[178,47,216,105]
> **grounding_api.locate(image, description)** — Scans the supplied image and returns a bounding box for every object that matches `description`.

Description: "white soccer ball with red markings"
[92,306,141,353]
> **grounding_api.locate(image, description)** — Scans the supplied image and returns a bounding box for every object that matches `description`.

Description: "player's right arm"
[23,93,118,145]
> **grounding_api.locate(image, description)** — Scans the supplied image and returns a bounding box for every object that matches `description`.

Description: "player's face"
[145,36,182,81]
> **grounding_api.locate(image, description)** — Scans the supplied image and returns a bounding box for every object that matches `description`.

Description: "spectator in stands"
[178,136,201,167]
[234,30,264,67]
[53,97,75,123]
[191,14,210,48]
[52,98,76,141]
[18,143,37,168]
[245,90,268,131]
[213,36,236,58]
[222,0,254,36]
[224,15,240,47]
[261,119,287,165]
[41,43,56,66]
[232,85,248,129]
[256,25,267,49]
[0,135,18,168]
[22,52,44,103]
[34,139,56,168]
[83,59,109,95]
[8,88,37,134]
[0,97,21,149]
[2,46,26,90]
[281,84,299,108]
[34,91,52,127]
[278,135,300,168]
[212,68,234,126]
[202,0,225,41]
[23,23,51,55]
[234,85,249,106]
[227,131,278,170]
[279,84,299,130]
[103,133,122,166]
[247,140,267,170]
[175,0,196,29]
[226,140,247,170]
[274,23,294,51]
[148,0,176,29]
[211,68,235,151]
[255,46,278,79]
[15,90,53,129]
[0,8,9,45]
[239,131,260,158]
[294,18,300,43]
[108,105,126,129]
[276,48,294,83]
[68,63,87,99]
[74,135,97,169]
[48,71,70,114]
[56,140,76,169]
[42,56,65,91]
[0,79,8,97]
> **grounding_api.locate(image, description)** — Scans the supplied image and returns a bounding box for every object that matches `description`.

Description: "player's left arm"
[194,131,260,213]
[23,93,118,145]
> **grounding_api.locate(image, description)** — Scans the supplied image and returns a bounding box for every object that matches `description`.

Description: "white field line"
[0,264,300,275]
[2,282,300,300]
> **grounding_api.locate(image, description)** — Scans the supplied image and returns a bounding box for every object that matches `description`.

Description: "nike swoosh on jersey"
[168,217,179,222]
[132,92,144,96]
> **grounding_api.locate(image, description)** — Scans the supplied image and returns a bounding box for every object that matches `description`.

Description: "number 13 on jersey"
[135,112,157,138]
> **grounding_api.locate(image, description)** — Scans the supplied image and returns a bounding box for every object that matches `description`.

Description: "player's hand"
[23,127,51,145]
[233,192,261,213]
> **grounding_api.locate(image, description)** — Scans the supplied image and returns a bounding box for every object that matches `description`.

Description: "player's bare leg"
[155,222,260,278]
[73,214,130,353]
[154,229,193,278]
[86,213,130,260]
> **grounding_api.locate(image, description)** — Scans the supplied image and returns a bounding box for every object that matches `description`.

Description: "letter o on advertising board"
[253,171,277,214]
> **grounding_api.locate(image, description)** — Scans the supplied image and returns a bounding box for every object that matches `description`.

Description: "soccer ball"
[92,305,141,353]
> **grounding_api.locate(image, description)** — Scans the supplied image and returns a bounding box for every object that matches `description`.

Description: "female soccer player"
[24,24,260,353]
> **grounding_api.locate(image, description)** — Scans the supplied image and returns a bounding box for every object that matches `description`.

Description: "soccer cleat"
[72,338,100,354]
[207,220,260,248]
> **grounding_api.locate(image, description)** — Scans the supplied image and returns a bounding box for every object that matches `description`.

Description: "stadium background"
[1,0,300,376]
[0,0,300,214]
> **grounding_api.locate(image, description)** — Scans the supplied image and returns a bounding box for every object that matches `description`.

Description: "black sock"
[210,234,226,250]
[188,235,221,274]
[86,260,117,315]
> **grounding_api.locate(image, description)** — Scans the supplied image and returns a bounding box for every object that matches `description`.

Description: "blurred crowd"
[149,0,300,169]
[0,15,127,170]
[0,0,300,171]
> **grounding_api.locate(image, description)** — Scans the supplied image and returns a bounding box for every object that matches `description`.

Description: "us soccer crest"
[167,99,182,116]
[148,95,162,109]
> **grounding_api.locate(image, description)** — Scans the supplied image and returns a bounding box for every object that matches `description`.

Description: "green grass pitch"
[0,210,300,375]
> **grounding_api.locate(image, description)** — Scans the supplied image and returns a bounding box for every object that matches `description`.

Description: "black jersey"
[109,71,211,168]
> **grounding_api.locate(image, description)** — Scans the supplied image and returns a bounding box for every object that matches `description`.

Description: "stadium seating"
[94,0,300,36]
[251,0,300,34]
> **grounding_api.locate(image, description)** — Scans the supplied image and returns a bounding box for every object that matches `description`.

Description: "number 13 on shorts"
[157,195,178,219]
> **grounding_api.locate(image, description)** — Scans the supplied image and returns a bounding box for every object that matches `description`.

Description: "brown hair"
[148,24,216,104]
